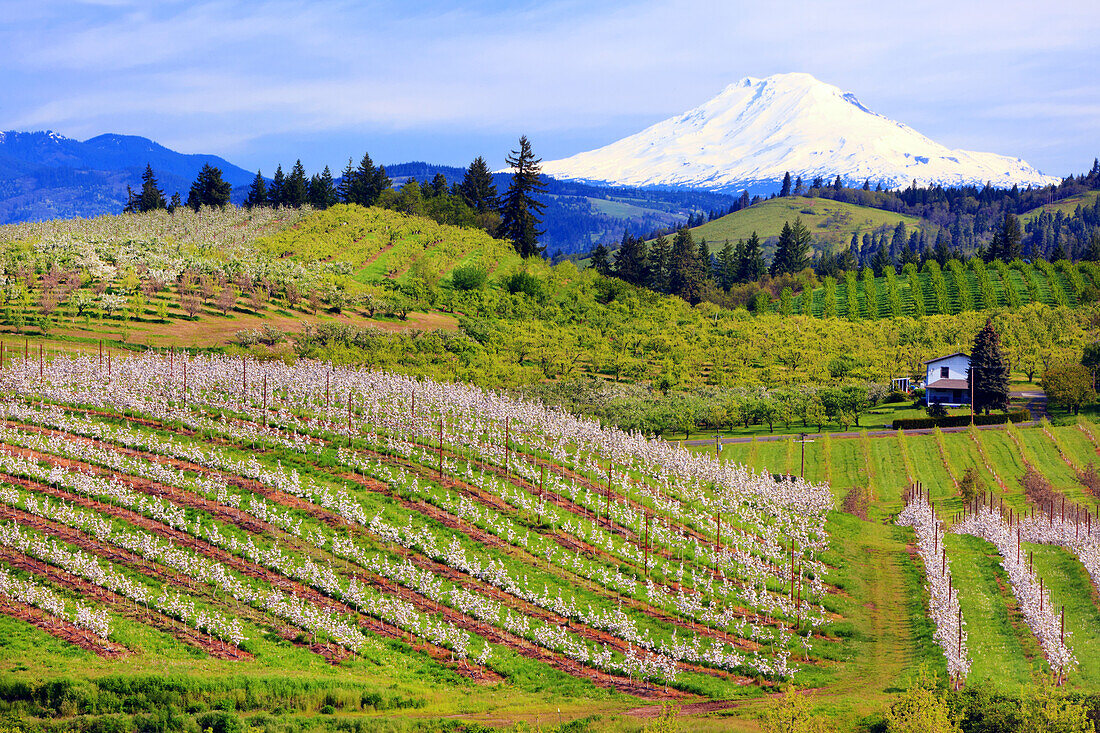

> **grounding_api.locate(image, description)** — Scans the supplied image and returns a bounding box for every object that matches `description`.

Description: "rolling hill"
[682,195,925,253]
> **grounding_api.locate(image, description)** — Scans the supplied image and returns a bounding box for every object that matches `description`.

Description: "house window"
[940,367,949,379]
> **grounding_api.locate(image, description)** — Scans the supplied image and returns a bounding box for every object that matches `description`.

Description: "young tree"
[336,158,356,203]
[969,319,1010,414]
[1043,364,1096,415]
[268,165,286,207]
[185,164,231,210]
[499,136,547,258]
[138,164,167,212]
[245,170,268,208]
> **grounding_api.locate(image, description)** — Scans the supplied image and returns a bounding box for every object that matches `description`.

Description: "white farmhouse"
[924,352,971,406]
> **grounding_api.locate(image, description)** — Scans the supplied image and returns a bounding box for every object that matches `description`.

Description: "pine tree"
[997,212,1022,261]
[268,165,286,207]
[123,185,138,214]
[245,170,268,208]
[716,239,737,290]
[589,244,613,276]
[668,228,704,303]
[459,156,499,213]
[740,232,765,282]
[614,231,648,286]
[284,160,308,207]
[168,192,182,212]
[780,171,792,197]
[138,164,167,212]
[647,234,672,293]
[770,218,811,276]
[499,136,547,258]
[426,173,448,198]
[308,166,337,209]
[185,164,231,211]
[969,319,1010,414]
[337,158,356,203]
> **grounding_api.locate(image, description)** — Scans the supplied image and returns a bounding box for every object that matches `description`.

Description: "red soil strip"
[0,595,128,658]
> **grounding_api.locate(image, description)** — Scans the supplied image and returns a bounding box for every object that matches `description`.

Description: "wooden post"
[326,370,330,410]
[504,417,510,477]
[182,360,187,408]
[643,512,650,576]
[539,466,545,523]
[438,416,444,479]
[347,393,353,448]
[606,463,613,531]
[38,344,43,381]
[1040,578,1044,614]
[242,356,247,399]
[98,339,102,370]
[262,372,267,425]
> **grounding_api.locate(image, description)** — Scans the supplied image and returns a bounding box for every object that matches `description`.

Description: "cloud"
[1,0,1096,173]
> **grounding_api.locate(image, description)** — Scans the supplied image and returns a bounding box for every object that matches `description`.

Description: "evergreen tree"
[716,239,737,290]
[770,218,811,276]
[245,170,268,208]
[344,153,390,207]
[185,163,231,211]
[499,136,547,258]
[589,244,613,276]
[740,232,766,282]
[268,165,286,207]
[123,185,138,214]
[426,173,448,198]
[308,166,338,209]
[793,175,803,195]
[284,159,308,207]
[138,164,167,212]
[614,231,648,286]
[647,234,671,293]
[337,158,355,203]
[668,228,705,303]
[698,237,713,281]
[871,245,894,276]
[891,221,907,253]
[168,192,181,212]
[997,212,1022,261]
[780,171,792,197]
[969,319,1010,414]
[459,156,499,213]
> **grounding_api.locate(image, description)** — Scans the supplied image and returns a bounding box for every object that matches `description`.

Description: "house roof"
[924,352,970,365]
[926,378,970,390]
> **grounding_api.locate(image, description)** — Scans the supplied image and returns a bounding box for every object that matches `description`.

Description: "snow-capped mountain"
[540,73,1059,192]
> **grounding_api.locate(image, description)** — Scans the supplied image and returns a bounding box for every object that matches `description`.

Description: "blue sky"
[2,0,1097,177]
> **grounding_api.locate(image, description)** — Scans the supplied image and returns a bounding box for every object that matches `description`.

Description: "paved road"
[680,389,1047,447]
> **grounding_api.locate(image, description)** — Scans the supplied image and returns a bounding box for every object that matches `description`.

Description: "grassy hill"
[1020,190,1100,225]
[685,195,925,253]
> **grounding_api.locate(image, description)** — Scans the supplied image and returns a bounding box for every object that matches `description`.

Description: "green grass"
[942,533,1042,691]
[1019,190,1100,225]
[1026,544,1100,689]
[685,196,925,255]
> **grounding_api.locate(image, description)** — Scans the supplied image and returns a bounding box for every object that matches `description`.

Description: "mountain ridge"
[540,72,1061,193]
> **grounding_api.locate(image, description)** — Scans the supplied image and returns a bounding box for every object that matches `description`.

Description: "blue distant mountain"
[0,130,255,224]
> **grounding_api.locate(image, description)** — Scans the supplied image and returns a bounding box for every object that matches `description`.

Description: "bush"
[883,391,909,404]
[196,711,242,733]
[451,264,488,291]
[927,402,948,419]
[892,410,1029,430]
[504,271,543,300]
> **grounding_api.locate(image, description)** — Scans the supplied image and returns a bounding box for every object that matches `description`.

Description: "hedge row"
[892,410,1031,430]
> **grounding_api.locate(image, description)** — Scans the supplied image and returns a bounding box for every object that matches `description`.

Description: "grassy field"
[685,196,925,254]
[1019,190,1100,225]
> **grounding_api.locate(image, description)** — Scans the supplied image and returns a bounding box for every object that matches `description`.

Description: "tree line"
[125,136,552,258]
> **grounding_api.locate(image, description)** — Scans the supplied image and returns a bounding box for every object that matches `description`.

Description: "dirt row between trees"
[0,594,129,658]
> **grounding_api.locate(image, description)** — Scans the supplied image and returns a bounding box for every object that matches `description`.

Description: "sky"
[1,0,1098,177]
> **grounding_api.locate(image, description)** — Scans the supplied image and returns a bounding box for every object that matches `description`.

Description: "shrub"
[891,410,1029,430]
[451,264,488,291]
[504,271,544,300]
[959,467,982,504]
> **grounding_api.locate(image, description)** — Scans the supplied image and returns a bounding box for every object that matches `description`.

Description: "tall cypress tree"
[459,156,499,213]
[969,319,1010,414]
[138,164,167,212]
[716,239,736,290]
[245,170,268,208]
[499,136,547,258]
[780,172,792,197]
